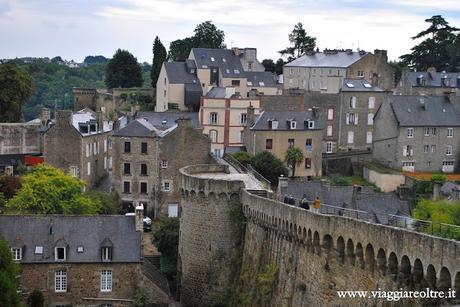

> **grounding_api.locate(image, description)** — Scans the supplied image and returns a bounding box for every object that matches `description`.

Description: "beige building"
[245,107,323,178]
[283,49,394,94]
[200,88,261,157]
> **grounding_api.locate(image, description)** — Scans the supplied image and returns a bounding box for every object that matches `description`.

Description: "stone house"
[111,112,211,218]
[200,88,261,157]
[373,95,460,173]
[398,67,460,97]
[283,49,394,93]
[44,109,113,188]
[156,47,277,112]
[244,108,323,177]
[0,211,171,306]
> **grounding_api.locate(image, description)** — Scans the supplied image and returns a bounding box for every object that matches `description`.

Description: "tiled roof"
[164,61,200,84]
[192,48,245,78]
[285,51,367,68]
[341,79,384,92]
[251,110,323,130]
[136,112,200,129]
[245,71,276,87]
[0,215,142,263]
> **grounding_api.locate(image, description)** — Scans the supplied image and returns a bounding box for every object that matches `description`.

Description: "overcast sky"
[1,0,459,63]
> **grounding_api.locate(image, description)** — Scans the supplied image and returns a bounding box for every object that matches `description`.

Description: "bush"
[152,218,179,278]
[250,151,288,186]
[229,152,252,166]
[431,174,447,184]
[329,174,352,186]
[27,289,44,307]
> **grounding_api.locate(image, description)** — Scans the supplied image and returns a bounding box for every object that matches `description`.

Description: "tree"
[0,234,20,307]
[250,151,288,186]
[152,218,179,278]
[83,55,109,65]
[0,63,33,122]
[229,151,252,166]
[151,36,167,88]
[169,37,195,61]
[275,58,285,75]
[27,289,44,307]
[261,59,275,73]
[400,15,460,71]
[285,147,304,177]
[6,164,101,214]
[85,190,121,214]
[279,23,316,61]
[105,49,143,88]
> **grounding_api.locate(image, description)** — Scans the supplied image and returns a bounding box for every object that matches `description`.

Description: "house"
[156,47,277,112]
[111,113,211,218]
[399,67,460,97]
[244,108,323,178]
[0,209,171,306]
[373,95,460,173]
[200,87,261,157]
[44,109,113,188]
[283,49,394,93]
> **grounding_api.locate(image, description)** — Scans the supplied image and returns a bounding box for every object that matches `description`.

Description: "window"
[123,181,131,194]
[231,80,240,86]
[101,270,112,292]
[446,145,453,155]
[141,163,148,175]
[163,181,171,192]
[123,163,131,175]
[104,157,107,170]
[447,128,454,137]
[55,270,67,292]
[403,145,413,157]
[406,128,414,138]
[327,108,334,120]
[431,145,436,153]
[265,139,273,149]
[326,125,333,137]
[11,248,22,261]
[367,113,374,125]
[124,142,131,153]
[55,247,66,261]
[346,113,358,125]
[240,113,247,125]
[326,142,333,153]
[431,127,437,135]
[288,139,295,148]
[109,157,113,169]
[108,139,113,150]
[104,140,107,153]
[357,70,364,77]
[168,203,179,218]
[347,131,354,144]
[210,56,215,62]
[93,142,97,155]
[70,166,78,178]
[209,130,217,143]
[259,81,265,87]
[350,97,357,108]
[35,246,43,254]
[141,142,148,154]
[269,120,279,129]
[424,127,430,136]
[305,158,311,169]
[320,80,327,90]
[240,130,245,143]
[140,182,148,194]
[101,247,112,261]
[423,145,429,153]
[87,162,91,175]
[308,121,315,129]
[86,143,90,157]
[305,139,312,151]
[77,246,84,253]
[289,121,297,129]
[209,113,218,125]
[366,131,373,144]
[402,161,415,171]
[161,160,168,169]
[368,97,375,109]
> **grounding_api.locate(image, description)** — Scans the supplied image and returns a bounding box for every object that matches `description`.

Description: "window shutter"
[355,114,358,125]
[346,113,350,125]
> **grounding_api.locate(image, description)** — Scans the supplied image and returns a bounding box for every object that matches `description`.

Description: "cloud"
[0,0,11,16]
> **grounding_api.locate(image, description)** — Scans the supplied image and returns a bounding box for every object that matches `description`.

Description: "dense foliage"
[151,36,167,88]
[152,218,180,278]
[413,199,460,240]
[6,164,101,214]
[27,289,44,307]
[250,151,288,185]
[105,49,143,88]
[229,151,252,166]
[279,22,316,61]
[0,63,34,122]
[0,235,20,307]
[400,15,460,71]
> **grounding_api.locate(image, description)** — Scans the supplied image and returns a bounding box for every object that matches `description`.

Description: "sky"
[0,0,459,63]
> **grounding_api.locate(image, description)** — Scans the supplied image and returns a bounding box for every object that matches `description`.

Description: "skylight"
[346,83,355,88]
[247,81,253,86]
[222,58,226,62]
[363,83,372,88]
[210,57,215,62]
[35,246,43,254]
[259,81,265,87]
[234,69,240,74]
[226,69,230,74]
[202,65,208,69]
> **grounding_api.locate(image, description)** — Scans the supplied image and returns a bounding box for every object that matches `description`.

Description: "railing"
[223,153,247,173]
[247,164,272,191]
[223,154,272,191]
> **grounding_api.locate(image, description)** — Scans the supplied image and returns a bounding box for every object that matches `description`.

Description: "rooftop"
[285,50,367,68]
[164,61,200,84]
[251,110,323,131]
[342,78,384,92]
[407,71,460,88]
[192,48,245,78]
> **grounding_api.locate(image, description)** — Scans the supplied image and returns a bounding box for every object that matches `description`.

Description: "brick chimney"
[135,201,144,232]
[56,110,73,127]
[176,117,192,129]
[247,106,255,127]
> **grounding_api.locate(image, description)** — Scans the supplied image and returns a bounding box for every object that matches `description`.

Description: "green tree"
[169,37,195,61]
[275,58,285,75]
[105,49,143,88]
[0,234,20,307]
[85,190,121,214]
[6,164,100,214]
[261,59,275,73]
[285,147,304,177]
[279,23,316,61]
[0,63,34,122]
[250,151,288,186]
[151,36,167,88]
[152,217,179,278]
[400,15,460,71]
[27,289,44,307]
[230,151,252,166]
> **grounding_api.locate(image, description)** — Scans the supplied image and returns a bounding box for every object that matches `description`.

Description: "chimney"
[312,106,319,118]
[419,96,427,110]
[351,185,362,210]
[427,67,436,78]
[135,201,144,232]
[96,111,103,132]
[41,108,50,125]
[176,117,192,129]
[247,105,255,127]
[56,110,72,127]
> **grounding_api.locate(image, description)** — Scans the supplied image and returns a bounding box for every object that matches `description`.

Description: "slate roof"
[251,110,324,130]
[245,71,276,87]
[164,61,200,84]
[72,108,113,135]
[406,71,460,88]
[112,119,160,137]
[390,95,460,127]
[136,112,200,129]
[341,79,384,92]
[205,87,231,99]
[285,51,367,68]
[192,48,245,78]
[441,181,460,197]
[0,215,142,263]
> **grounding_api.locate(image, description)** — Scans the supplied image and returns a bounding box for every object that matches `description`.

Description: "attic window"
[222,58,226,62]
[363,83,372,88]
[210,57,215,62]
[308,121,315,129]
[55,247,66,261]
[234,69,240,74]
[102,247,112,261]
[269,119,279,130]
[202,65,208,69]
[259,81,265,87]
[247,81,253,86]
[77,246,84,253]
[35,246,43,254]
[226,69,230,74]
[190,69,195,73]
[346,83,354,88]
[289,120,297,129]
[162,120,167,125]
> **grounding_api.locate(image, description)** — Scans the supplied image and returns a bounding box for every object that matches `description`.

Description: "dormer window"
[269,119,278,130]
[210,57,215,62]
[35,246,43,255]
[308,121,315,129]
[11,248,22,261]
[101,247,112,261]
[289,120,297,129]
[55,247,66,261]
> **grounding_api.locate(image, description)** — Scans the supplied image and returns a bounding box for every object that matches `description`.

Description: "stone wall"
[363,166,405,192]
[0,123,42,154]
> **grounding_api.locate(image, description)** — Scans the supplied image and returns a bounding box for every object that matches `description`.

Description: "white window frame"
[367,113,374,125]
[326,125,333,137]
[326,142,333,154]
[101,247,112,261]
[357,70,364,78]
[168,203,179,218]
[70,166,79,178]
[93,142,97,155]
[55,247,66,261]
[104,139,107,152]
[240,113,247,125]
[161,160,168,169]
[11,248,22,261]
[163,180,172,192]
[368,97,375,109]
[104,157,107,170]
[209,130,217,143]
[209,113,218,125]
[87,161,91,175]
[347,131,354,144]
[327,108,334,120]
[447,128,454,138]
[55,270,67,293]
[350,97,357,109]
[423,145,429,153]
[86,143,90,157]
[424,127,430,136]
[366,131,372,144]
[290,121,297,129]
[100,270,112,292]
[406,128,414,138]
[446,145,453,156]
[108,157,113,169]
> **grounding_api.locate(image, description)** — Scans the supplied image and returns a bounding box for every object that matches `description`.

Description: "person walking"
[312,196,321,213]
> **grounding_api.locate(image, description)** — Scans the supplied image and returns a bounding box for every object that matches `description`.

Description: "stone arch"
[190,190,196,199]
[313,231,320,255]
[376,248,386,275]
[322,234,333,256]
[355,243,364,269]
[297,225,301,239]
[307,229,313,252]
[426,264,437,289]
[199,191,207,199]
[439,267,452,291]
[208,192,217,201]
[289,223,293,235]
[336,236,345,264]
[302,227,306,240]
[413,258,424,287]
[388,252,398,280]
[399,255,411,286]
[365,243,375,274]
[346,239,355,266]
